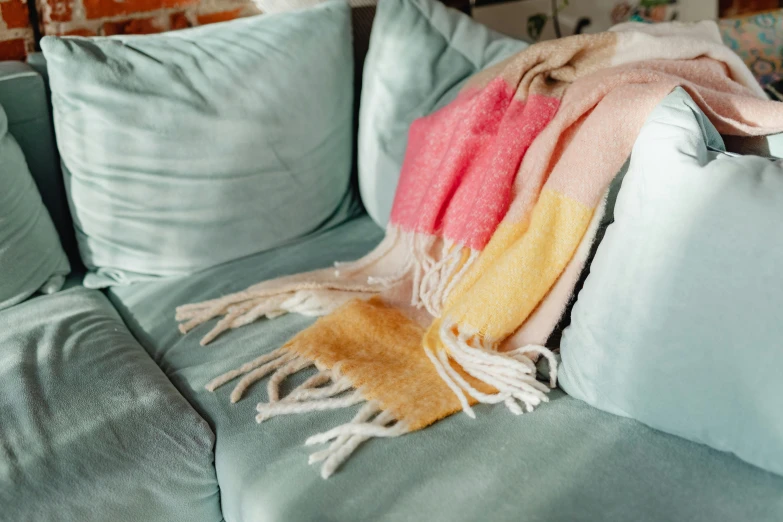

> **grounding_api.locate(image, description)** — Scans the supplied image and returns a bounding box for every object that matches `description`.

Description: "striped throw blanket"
[176,21,783,478]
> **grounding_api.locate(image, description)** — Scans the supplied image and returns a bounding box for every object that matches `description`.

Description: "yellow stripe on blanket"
[443,189,593,340]
[422,190,592,417]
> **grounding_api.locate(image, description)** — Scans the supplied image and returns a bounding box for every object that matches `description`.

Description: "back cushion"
[42,2,356,287]
[0,62,79,269]
[0,102,70,309]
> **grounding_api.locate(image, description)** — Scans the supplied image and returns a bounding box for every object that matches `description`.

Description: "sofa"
[2,4,783,522]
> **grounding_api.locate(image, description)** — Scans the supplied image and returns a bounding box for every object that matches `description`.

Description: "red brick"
[1,0,30,29]
[720,0,779,17]
[0,38,26,61]
[83,0,197,20]
[42,0,73,23]
[169,11,190,30]
[64,28,97,36]
[102,16,165,35]
[196,8,242,25]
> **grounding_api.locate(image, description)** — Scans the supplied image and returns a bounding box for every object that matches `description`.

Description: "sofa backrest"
[348,3,377,203]
[0,61,81,270]
[0,6,378,275]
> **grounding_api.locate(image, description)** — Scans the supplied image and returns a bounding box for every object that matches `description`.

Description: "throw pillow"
[559,87,783,476]
[42,1,355,287]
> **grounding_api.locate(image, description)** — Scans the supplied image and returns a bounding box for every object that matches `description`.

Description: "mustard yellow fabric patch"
[285,297,475,431]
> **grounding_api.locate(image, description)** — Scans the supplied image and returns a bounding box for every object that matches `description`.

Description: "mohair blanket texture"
[176,21,783,478]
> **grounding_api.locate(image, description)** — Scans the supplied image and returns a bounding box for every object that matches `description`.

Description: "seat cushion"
[0,287,220,521]
[107,214,783,522]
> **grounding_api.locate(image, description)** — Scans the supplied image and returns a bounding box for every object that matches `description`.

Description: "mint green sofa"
[2,26,783,522]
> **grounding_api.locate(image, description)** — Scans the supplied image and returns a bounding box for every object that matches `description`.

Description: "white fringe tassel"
[179,226,406,324]
[307,401,381,463]
[427,321,558,418]
[418,243,478,317]
[178,228,478,345]
[363,230,478,318]
[176,227,408,343]
[205,348,408,479]
[181,288,367,346]
[305,403,408,479]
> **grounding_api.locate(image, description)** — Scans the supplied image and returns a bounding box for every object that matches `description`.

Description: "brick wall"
[37,0,259,36]
[720,0,782,17]
[0,0,260,60]
[0,0,35,60]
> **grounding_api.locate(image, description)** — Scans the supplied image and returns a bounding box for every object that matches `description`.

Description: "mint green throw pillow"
[41,3,355,288]
[769,133,783,158]
[0,103,69,309]
[560,88,783,476]
[358,0,527,226]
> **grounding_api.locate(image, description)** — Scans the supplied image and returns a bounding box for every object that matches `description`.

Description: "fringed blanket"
[176,21,783,478]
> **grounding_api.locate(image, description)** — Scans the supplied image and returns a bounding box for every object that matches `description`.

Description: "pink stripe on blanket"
[389,77,559,250]
[442,93,559,250]
[389,79,512,231]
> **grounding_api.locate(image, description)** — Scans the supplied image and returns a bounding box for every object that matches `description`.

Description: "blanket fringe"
[419,244,478,317]
[177,227,403,322]
[177,227,479,344]
[180,288,372,346]
[427,321,558,419]
[306,406,407,479]
[205,347,408,478]
[175,228,409,344]
[364,231,478,318]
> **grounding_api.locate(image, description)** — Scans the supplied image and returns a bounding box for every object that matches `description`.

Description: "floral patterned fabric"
[719,9,783,88]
